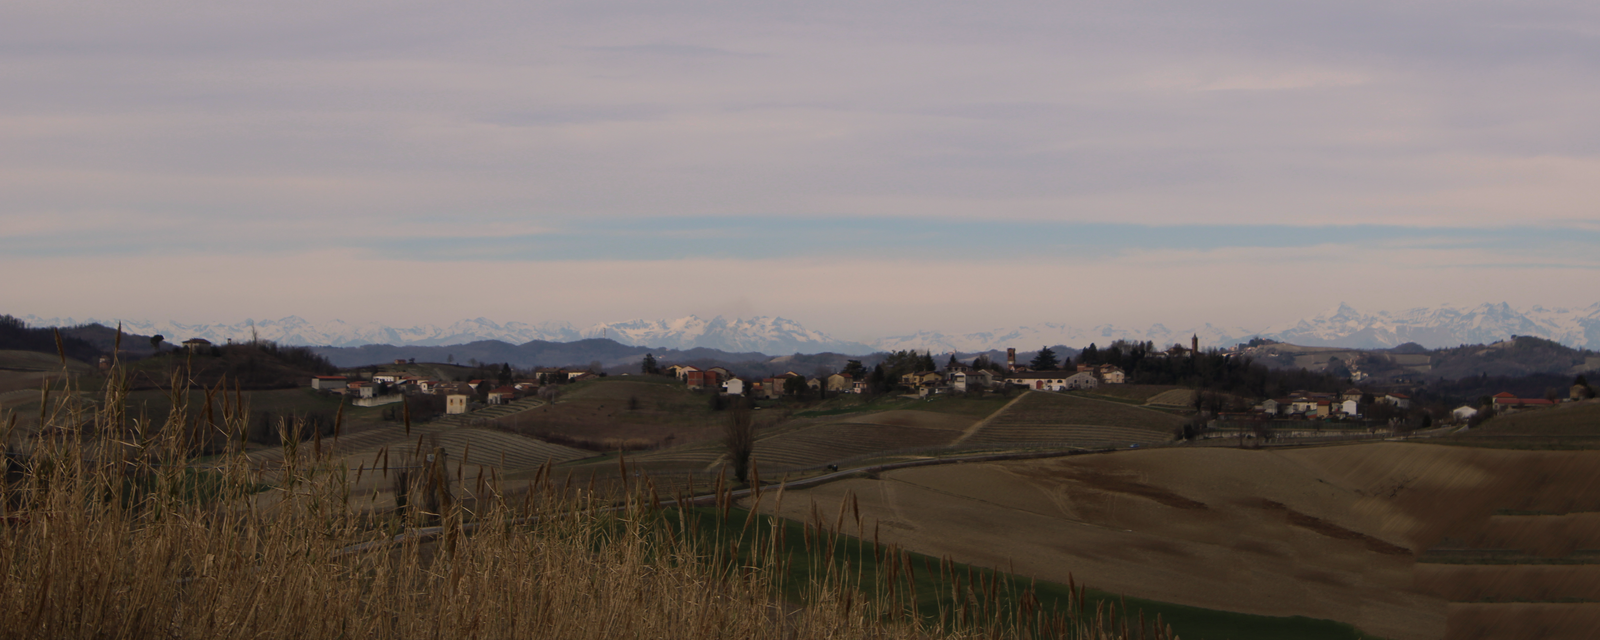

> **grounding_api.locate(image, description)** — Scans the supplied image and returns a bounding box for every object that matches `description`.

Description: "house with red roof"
[1491,392,1555,412]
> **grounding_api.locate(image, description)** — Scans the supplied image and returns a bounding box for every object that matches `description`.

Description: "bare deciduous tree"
[724,400,754,485]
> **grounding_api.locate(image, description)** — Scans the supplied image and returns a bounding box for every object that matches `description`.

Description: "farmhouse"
[900,371,943,389]
[445,394,469,415]
[486,386,517,405]
[1491,392,1555,412]
[686,369,721,391]
[1095,365,1126,384]
[311,375,348,391]
[948,370,995,393]
[722,377,745,396]
[1004,371,1098,391]
[825,373,853,392]
[182,338,213,353]
[666,365,698,380]
[1382,393,1412,410]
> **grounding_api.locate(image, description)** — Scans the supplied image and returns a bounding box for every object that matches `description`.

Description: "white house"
[1063,371,1099,390]
[949,370,995,393]
[1339,399,1360,417]
[446,394,470,415]
[1452,405,1479,422]
[722,377,745,396]
[1004,371,1098,391]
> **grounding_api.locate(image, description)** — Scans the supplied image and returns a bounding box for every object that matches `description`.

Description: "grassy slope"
[1467,400,1600,436]
[688,507,1385,640]
[964,391,1184,447]
[750,411,972,471]
[796,393,1013,419]
[1073,384,1184,404]
[503,377,750,448]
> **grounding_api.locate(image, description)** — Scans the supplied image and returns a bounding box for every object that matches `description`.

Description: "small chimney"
[1006,348,1016,371]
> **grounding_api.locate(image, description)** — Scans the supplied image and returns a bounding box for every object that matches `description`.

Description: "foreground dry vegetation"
[0,357,1171,640]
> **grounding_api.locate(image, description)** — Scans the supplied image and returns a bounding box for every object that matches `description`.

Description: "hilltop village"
[294,335,1596,437]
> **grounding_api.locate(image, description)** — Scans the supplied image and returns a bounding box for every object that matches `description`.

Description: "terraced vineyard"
[1145,388,1197,407]
[416,428,588,469]
[436,396,547,426]
[963,391,1182,448]
[621,442,725,470]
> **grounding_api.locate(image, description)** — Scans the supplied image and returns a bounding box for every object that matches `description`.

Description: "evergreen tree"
[641,353,660,375]
[842,359,866,379]
[1031,346,1060,371]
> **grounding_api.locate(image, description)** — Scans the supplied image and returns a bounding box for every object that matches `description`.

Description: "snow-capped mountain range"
[17,314,875,355]
[19,302,1600,355]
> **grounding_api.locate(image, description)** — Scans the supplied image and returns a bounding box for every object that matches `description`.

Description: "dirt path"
[952,391,1030,444]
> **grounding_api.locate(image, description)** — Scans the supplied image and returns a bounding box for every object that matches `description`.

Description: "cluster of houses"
[1257,383,1593,424]
[1255,389,1390,419]
[665,348,1128,399]
[1454,388,1590,421]
[311,373,540,413]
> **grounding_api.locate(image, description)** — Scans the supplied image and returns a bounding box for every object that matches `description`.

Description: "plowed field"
[751,443,1600,640]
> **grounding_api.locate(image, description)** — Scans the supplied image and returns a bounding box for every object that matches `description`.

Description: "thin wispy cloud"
[4,0,1598,333]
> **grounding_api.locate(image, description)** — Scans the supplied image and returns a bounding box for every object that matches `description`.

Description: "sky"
[4,0,1599,341]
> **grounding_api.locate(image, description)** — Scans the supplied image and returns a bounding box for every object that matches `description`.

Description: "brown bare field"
[750,442,1600,640]
[1415,564,1600,602]
[1443,604,1600,640]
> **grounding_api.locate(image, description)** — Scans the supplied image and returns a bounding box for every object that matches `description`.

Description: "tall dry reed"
[0,351,1167,640]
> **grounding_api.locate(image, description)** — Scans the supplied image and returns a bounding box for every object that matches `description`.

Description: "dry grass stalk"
[0,357,1162,640]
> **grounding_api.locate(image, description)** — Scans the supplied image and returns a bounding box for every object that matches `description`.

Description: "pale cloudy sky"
[4,1,1598,340]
